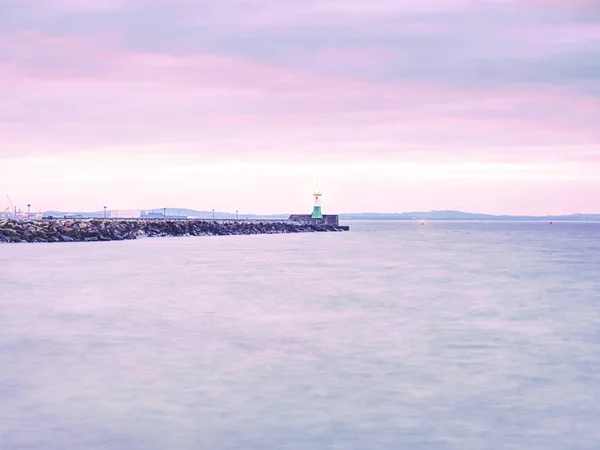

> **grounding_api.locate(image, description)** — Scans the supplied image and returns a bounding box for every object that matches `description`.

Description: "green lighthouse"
[311,183,323,219]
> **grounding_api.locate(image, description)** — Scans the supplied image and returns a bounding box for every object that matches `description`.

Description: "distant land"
[338,211,600,221]
[40,209,600,222]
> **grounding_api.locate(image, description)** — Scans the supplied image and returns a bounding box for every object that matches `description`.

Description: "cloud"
[1,0,599,215]
[0,0,598,206]
[1,27,598,166]
[2,0,599,89]
[173,9,597,90]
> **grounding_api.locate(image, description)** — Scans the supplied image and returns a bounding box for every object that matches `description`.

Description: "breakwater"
[0,218,348,243]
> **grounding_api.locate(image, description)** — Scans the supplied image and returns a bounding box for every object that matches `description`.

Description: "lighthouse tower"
[311,183,323,219]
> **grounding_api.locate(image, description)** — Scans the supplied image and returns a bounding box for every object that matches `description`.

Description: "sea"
[1,220,599,450]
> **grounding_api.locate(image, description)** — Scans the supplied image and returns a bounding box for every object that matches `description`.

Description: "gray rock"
[0,218,347,244]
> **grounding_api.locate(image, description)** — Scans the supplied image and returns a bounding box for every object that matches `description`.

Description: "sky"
[1,0,599,215]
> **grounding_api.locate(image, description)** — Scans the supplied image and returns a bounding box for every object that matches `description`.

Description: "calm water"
[1,221,599,450]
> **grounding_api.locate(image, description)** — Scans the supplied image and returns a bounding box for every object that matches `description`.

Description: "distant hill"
[41,208,600,221]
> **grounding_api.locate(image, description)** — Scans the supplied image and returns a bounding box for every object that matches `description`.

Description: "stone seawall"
[288,214,340,226]
[0,219,347,243]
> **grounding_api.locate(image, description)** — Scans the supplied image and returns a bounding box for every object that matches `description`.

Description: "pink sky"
[1,0,599,215]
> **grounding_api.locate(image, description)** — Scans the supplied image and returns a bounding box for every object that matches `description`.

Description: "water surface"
[1,221,599,449]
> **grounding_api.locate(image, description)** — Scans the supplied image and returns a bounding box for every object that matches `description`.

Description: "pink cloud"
[1,30,599,171]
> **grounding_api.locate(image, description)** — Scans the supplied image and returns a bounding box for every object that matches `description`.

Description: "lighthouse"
[311,182,323,219]
[288,182,343,227]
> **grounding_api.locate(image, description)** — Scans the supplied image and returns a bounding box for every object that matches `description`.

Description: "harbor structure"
[110,209,141,219]
[2,195,42,219]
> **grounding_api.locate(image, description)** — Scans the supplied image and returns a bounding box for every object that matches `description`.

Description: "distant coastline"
[38,209,600,222]
[338,211,600,222]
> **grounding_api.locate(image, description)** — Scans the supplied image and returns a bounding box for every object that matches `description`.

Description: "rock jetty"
[0,218,347,243]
